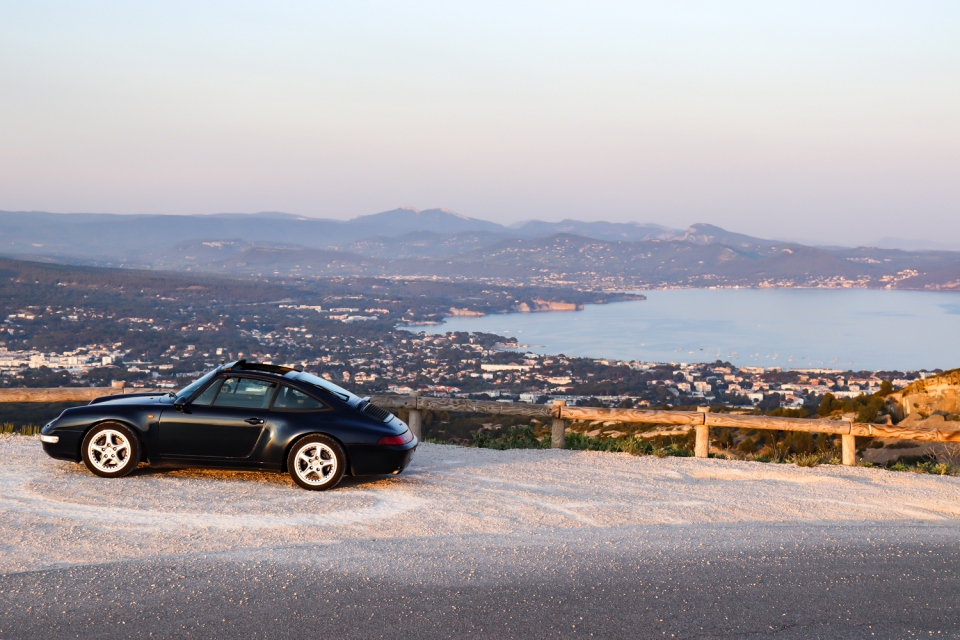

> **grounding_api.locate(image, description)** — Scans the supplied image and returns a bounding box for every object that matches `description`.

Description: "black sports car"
[39,360,417,490]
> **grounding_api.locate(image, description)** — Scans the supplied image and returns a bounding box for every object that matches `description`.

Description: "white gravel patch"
[3,434,960,573]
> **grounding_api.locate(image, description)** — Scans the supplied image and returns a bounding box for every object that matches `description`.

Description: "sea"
[423,288,960,372]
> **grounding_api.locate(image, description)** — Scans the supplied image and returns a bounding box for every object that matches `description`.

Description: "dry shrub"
[930,443,960,466]
[763,441,792,463]
[791,452,821,468]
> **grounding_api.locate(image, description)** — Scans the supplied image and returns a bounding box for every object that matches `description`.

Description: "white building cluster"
[0,346,123,375]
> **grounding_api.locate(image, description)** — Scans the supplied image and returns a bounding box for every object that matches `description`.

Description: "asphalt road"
[2,523,958,639]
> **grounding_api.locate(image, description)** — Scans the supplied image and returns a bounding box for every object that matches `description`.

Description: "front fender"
[44,405,158,461]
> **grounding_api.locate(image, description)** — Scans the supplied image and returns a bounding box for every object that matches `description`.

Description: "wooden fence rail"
[3,388,958,466]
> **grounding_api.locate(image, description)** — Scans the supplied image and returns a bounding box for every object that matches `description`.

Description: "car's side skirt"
[149,457,283,472]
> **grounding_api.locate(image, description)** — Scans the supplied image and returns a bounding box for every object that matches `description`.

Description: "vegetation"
[469,423,694,457]
[790,452,823,467]
[1,422,41,435]
[816,380,896,423]
[471,425,545,450]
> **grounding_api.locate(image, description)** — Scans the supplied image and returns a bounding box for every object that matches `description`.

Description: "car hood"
[88,393,173,406]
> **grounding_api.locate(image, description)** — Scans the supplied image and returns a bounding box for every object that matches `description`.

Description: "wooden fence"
[368,394,960,466]
[3,388,958,466]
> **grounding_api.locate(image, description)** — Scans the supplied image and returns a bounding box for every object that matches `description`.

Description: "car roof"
[226,359,302,376]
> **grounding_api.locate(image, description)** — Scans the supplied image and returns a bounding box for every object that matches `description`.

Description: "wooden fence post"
[407,392,422,440]
[695,406,710,458]
[841,433,856,466]
[552,400,566,449]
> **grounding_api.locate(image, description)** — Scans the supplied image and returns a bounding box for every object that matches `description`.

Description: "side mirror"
[174,399,186,412]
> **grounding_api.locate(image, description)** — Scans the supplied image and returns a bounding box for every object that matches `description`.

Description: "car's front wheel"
[287,435,346,490]
[81,423,141,478]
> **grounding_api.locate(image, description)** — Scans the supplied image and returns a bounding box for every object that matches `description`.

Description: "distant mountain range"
[2,208,959,290]
[0,207,682,258]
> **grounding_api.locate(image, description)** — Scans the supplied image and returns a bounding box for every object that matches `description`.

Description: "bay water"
[424,289,960,371]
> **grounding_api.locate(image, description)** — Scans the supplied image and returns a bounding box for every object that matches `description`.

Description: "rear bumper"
[349,438,417,476]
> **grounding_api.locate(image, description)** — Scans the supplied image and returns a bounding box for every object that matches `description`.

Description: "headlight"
[40,434,60,444]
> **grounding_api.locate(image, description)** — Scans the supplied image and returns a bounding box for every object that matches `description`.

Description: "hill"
[4,208,960,289]
[0,254,633,357]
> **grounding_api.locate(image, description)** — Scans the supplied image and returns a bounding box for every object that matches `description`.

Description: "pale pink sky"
[1,1,958,245]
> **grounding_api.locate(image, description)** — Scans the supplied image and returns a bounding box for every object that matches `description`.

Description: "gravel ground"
[3,435,960,638]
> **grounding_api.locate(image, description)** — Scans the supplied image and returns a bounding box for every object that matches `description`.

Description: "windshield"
[175,366,223,401]
[291,372,361,406]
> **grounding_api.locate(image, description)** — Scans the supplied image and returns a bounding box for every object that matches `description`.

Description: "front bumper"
[40,428,82,462]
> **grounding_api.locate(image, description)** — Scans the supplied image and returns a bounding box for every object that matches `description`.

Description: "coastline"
[403,293,645,327]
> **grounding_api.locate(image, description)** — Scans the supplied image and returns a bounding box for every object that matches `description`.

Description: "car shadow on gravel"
[125,462,411,491]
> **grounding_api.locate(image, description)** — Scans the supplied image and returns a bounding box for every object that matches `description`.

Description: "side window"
[191,379,223,406]
[212,377,277,410]
[273,385,326,411]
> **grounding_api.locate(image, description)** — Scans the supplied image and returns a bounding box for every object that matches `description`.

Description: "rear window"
[212,377,277,410]
[273,385,326,411]
[290,372,360,405]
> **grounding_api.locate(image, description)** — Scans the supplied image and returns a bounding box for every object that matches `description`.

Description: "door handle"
[245,417,265,425]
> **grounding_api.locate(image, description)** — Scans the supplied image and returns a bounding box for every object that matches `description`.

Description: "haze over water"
[426,289,960,372]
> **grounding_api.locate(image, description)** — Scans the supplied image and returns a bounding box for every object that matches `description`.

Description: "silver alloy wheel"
[293,441,338,486]
[87,429,132,473]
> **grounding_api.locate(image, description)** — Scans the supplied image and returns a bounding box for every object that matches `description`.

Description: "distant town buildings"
[0,329,926,412]
[0,346,122,374]
[1,302,926,408]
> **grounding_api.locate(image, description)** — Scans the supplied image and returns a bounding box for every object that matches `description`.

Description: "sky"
[1,1,958,245]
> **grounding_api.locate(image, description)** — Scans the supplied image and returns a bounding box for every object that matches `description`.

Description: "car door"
[159,376,278,459]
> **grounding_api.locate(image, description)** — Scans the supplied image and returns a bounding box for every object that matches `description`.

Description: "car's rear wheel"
[81,423,141,478]
[287,435,345,491]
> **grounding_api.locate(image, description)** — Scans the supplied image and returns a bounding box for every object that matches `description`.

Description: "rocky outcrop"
[448,307,485,317]
[861,439,938,465]
[514,299,584,313]
[887,369,960,420]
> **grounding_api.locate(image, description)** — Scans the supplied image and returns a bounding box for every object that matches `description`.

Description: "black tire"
[287,434,346,491]
[81,422,141,478]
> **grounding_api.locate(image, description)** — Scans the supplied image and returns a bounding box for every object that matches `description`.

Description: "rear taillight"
[377,430,413,446]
